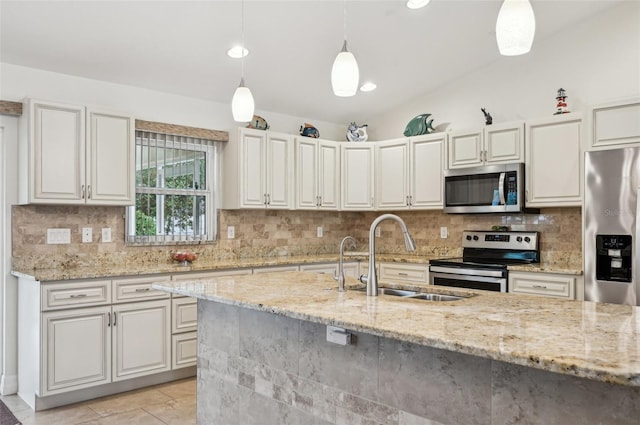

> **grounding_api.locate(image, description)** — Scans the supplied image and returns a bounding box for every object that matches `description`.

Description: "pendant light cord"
[343,0,347,42]
[241,0,245,81]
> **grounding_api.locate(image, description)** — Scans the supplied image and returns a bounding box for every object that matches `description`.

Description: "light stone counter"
[153,271,637,387]
[12,253,582,282]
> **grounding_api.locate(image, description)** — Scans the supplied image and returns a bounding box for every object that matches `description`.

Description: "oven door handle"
[430,271,506,284]
[498,172,506,205]
[429,265,505,278]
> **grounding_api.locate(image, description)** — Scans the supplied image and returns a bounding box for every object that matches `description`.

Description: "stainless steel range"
[429,230,540,292]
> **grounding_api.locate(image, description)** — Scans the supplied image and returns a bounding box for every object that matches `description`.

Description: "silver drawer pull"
[532,285,548,289]
[69,294,88,298]
[398,272,409,276]
[135,288,151,292]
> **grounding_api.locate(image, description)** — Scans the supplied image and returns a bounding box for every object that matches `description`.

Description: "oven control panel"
[461,231,539,250]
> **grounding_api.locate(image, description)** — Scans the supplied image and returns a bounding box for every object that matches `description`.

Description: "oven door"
[429,266,507,292]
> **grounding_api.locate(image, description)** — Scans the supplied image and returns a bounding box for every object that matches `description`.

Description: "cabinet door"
[266,133,292,208]
[30,100,86,203]
[112,299,171,382]
[172,331,197,369]
[86,109,135,205]
[42,306,111,395]
[410,134,444,209]
[526,115,583,207]
[341,144,374,210]
[240,130,267,208]
[317,140,340,209]
[375,139,409,210]
[447,129,483,169]
[484,121,524,164]
[295,138,318,209]
[589,98,640,150]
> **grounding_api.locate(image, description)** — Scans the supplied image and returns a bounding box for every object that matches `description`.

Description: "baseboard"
[32,367,195,411]
[0,373,18,395]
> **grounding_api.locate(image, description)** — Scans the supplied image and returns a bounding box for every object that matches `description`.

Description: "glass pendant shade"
[331,40,359,97]
[496,0,536,56]
[231,78,255,122]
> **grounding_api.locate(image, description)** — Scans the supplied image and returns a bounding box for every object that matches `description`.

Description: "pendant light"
[231,0,255,122]
[496,0,536,56]
[331,0,359,97]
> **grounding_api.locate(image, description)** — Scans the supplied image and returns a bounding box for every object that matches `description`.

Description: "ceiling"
[0,1,623,124]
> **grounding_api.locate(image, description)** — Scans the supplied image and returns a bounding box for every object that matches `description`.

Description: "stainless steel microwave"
[444,163,531,214]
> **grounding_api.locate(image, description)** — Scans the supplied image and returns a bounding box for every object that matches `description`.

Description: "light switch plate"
[227,226,235,239]
[46,228,71,245]
[317,226,323,237]
[82,227,92,243]
[440,227,448,239]
[101,228,112,243]
[375,227,381,237]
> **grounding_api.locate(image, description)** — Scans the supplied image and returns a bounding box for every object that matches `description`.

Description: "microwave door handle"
[498,172,506,205]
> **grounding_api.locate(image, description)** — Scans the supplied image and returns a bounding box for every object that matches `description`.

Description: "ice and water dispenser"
[595,235,632,282]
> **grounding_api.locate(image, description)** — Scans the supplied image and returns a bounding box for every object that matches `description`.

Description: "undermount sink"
[352,286,467,301]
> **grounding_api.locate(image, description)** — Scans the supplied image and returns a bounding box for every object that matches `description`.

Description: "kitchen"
[0,1,639,424]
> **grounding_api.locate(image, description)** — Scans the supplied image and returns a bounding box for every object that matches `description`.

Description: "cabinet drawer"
[172,298,197,334]
[113,275,171,303]
[379,263,428,284]
[299,263,338,275]
[253,265,299,274]
[42,280,111,311]
[172,332,197,369]
[509,272,575,299]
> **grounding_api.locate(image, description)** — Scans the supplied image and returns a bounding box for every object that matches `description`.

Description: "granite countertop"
[153,271,638,387]
[11,253,582,282]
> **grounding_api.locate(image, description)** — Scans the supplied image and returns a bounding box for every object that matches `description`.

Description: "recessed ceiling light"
[227,45,249,59]
[360,82,377,92]
[406,0,431,9]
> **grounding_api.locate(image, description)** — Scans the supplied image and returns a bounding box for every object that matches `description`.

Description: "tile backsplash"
[11,205,581,270]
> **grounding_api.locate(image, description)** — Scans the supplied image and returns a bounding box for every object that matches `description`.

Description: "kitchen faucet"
[334,236,356,292]
[359,214,416,296]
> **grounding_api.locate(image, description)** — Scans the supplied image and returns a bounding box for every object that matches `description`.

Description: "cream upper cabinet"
[525,114,583,207]
[295,137,340,210]
[447,122,524,169]
[19,99,134,205]
[223,128,293,209]
[341,143,375,210]
[588,97,640,150]
[376,134,444,210]
[375,138,409,210]
[409,133,445,209]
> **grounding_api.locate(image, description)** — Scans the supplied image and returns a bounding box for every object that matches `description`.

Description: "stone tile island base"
[197,301,640,425]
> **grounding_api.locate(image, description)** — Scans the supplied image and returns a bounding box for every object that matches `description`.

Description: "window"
[127,130,219,244]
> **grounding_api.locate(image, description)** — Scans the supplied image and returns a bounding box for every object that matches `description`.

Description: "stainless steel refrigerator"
[585,147,640,305]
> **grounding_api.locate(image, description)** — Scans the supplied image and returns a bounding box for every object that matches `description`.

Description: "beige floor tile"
[15,404,100,425]
[85,388,173,417]
[0,394,33,415]
[76,408,167,425]
[143,397,196,425]
[155,379,196,400]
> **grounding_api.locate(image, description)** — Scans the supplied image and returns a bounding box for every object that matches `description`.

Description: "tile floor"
[0,377,196,425]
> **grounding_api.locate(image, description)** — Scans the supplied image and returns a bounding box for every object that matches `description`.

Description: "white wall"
[0,63,344,140]
[367,1,640,140]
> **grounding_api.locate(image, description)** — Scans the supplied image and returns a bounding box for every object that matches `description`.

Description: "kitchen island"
[153,271,640,425]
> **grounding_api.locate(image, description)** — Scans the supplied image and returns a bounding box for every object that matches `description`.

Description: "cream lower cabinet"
[509,271,576,300]
[379,262,429,284]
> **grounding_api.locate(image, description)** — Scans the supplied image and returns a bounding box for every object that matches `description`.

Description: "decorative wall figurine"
[246,115,270,130]
[481,108,493,125]
[346,122,368,142]
[403,113,435,137]
[299,123,320,138]
[554,88,570,115]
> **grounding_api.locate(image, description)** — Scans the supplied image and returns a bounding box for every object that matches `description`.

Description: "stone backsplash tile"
[11,205,582,270]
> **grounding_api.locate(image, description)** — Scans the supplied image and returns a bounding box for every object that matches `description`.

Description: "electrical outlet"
[101,228,112,243]
[46,228,70,244]
[375,227,381,237]
[317,226,323,237]
[82,227,92,243]
[440,227,448,239]
[227,226,235,239]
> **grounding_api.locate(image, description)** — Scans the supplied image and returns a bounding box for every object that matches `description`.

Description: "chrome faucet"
[334,236,356,292]
[359,214,416,296]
